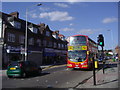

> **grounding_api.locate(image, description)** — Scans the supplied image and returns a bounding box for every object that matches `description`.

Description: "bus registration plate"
[75,65,79,68]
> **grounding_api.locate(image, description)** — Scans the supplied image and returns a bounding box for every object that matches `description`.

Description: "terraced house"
[0,11,68,68]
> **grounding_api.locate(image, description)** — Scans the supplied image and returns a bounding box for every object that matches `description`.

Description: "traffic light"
[97,34,104,46]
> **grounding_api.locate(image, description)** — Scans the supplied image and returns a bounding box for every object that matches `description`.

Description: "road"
[2,64,97,89]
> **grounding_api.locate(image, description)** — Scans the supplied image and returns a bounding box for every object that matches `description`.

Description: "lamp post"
[107,29,114,50]
[25,3,42,61]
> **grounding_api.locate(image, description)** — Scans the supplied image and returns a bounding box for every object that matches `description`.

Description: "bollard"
[95,60,98,69]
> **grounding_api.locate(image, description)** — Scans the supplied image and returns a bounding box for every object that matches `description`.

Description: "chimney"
[55,30,59,34]
[9,12,19,18]
[38,23,45,26]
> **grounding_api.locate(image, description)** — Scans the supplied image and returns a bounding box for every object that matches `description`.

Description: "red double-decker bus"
[67,35,98,69]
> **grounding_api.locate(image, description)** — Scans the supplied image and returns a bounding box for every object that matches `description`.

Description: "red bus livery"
[67,35,98,69]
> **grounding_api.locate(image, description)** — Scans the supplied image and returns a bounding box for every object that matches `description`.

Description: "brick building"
[0,11,68,68]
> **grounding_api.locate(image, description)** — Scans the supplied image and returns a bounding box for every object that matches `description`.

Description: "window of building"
[29,26,38,34]
[33,27,38,33]
[9,20,21,29]
[46,31,50,36]
[58,43,61,49]
[37,39,41,46]
[48,41,52,47]
[54,42,57,48]
[19,35,25,44]
[65,45,67,49]
[7,33,15,42]
[61,37,65,41]
[62,44,64,49]
[28,38,34,45]
[43,40,46,46]
[52,34,58,39]
[14,21,21,29]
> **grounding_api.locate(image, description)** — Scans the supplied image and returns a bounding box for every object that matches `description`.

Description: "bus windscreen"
[69,36,86,46]
[68,50,87,62]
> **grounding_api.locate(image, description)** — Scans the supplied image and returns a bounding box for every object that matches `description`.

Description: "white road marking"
[21,79,24,80]
[55,81,58,84]
[36,80,39,82]
[66,82,69,84]
[45,80,48,82]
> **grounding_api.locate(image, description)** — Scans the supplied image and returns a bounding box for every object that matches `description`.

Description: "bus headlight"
[67,64,72,67]
[81,62,87,65]
[81,63,84,65]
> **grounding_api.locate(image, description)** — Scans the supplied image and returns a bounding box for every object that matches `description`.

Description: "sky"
[1,1,118,50]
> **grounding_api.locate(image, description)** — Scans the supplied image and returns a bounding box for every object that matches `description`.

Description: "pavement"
[76,60,119,89]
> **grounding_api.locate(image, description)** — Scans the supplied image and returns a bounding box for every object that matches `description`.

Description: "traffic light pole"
[97,34,105,74]
[102,46,105,74]
[93,56,96,85]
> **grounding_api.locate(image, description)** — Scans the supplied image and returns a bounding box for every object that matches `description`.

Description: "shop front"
[61,50,67,64]
[3,45,23,68]
[43,48,56,65]
[4,45,43,66]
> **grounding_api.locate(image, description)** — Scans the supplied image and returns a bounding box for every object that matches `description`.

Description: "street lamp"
[25,3,42,61]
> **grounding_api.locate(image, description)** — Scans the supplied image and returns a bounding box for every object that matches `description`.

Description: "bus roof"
[88,38,97,44]
[68,34,97,44]
[71,34,88,37]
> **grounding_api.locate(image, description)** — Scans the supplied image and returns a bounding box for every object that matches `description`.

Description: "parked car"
[7,60,42,78]
[104,56,110,60]
[98,57,103,62]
